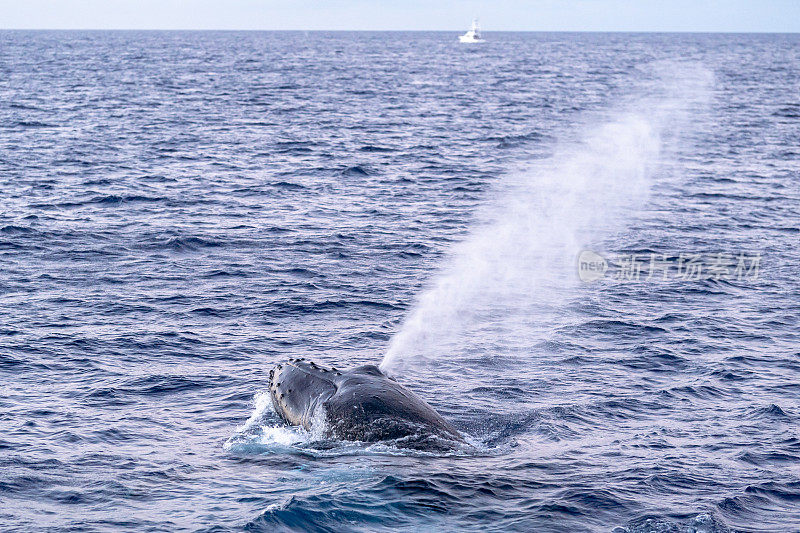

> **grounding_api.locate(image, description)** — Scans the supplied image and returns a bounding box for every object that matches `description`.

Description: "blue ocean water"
[1,30,799,532]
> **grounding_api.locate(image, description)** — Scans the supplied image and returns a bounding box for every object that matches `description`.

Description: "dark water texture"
[1,31,799,532]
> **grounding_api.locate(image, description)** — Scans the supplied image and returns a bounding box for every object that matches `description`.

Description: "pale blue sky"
[1,0,798,32]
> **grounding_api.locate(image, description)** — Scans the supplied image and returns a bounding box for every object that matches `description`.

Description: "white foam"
[223,391,311,453]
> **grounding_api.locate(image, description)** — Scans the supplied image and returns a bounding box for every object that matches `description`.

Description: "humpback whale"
[269,359,465,449]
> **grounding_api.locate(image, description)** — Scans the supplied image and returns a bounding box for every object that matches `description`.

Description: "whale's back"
[323,365,463,445]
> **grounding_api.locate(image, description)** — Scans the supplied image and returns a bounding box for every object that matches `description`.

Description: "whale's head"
[268,358,337,429]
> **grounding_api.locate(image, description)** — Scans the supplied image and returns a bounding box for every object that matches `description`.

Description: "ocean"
[1,30,799,532]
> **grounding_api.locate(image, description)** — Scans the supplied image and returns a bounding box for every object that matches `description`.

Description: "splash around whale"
[269,359,466,450]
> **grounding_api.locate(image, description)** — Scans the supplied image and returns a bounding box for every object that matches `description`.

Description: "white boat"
[459,19,485,43]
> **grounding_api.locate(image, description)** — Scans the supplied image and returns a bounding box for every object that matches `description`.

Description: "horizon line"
[1,28,799,34]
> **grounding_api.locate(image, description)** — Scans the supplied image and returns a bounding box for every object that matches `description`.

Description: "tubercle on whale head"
[269,358,337,430]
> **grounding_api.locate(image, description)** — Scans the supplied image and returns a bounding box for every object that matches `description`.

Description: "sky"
[0,0,798,32]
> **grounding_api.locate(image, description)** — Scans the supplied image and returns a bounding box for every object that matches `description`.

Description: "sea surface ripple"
[1,31,799,532]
